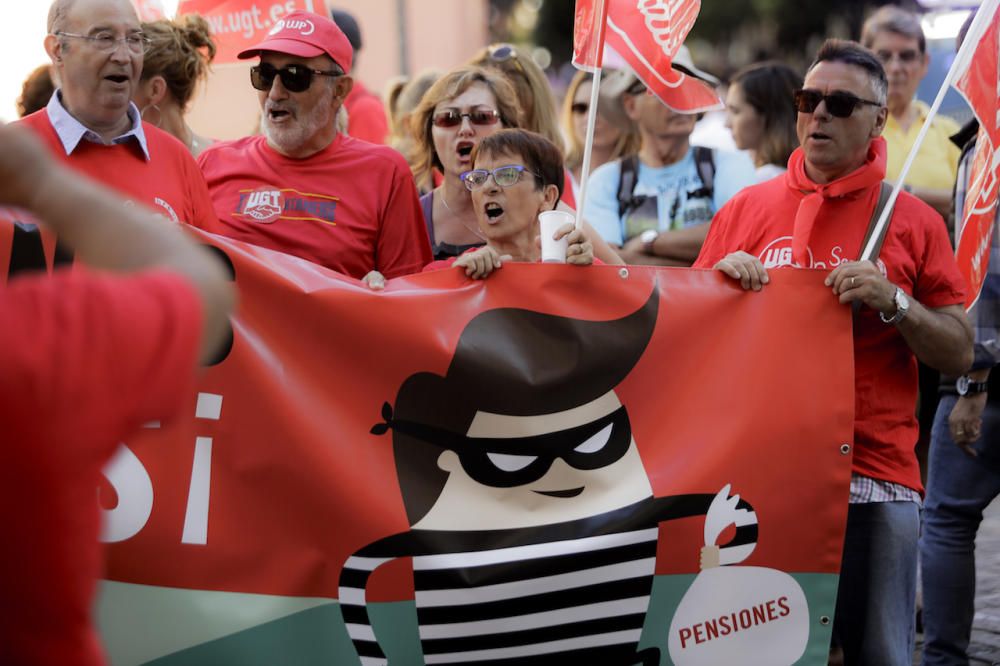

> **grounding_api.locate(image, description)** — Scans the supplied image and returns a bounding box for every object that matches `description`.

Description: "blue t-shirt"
[582,146,756,246]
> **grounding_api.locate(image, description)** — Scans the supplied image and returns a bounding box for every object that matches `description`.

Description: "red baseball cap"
[237,10,353,72]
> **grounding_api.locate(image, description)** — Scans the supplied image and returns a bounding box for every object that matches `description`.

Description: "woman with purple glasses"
[410,64,623,265]
[423,128,594,279]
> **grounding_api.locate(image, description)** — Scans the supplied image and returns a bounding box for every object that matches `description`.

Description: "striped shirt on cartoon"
[338,493,758,665]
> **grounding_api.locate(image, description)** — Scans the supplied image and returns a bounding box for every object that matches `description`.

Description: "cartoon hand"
[705,483,757,565]
[700,545,720,570]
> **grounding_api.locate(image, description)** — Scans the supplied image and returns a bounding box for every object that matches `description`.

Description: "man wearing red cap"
[695,39,971,664]
[197,10,431,284]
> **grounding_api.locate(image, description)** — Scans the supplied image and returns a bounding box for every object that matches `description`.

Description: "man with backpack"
[582,51,756,266]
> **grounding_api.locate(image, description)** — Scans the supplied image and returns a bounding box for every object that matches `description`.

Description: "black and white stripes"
[338,494,758,665]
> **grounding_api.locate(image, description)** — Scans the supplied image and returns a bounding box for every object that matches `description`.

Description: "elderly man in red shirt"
[197,10,430,287]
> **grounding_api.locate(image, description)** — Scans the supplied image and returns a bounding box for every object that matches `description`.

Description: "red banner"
[176,0,330,64]
[953,0,1000,309]
[604,0,721,112]
[572,0,610,71]
[51,231,859,664]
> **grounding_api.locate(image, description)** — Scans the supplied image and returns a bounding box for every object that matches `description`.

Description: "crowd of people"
[2,0,997,665]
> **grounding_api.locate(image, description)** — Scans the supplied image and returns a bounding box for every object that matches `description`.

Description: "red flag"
[953,0,1000,309]
[572,0,610,71]
[604,0,721,113]
[176,0,329,64]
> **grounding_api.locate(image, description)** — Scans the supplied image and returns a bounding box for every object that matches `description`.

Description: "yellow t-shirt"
[883,100,961,190]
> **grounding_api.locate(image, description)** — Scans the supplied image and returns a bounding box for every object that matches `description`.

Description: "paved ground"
[915,495,1000,665]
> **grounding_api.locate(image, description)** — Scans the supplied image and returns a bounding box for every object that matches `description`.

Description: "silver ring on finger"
[850,276,856,288]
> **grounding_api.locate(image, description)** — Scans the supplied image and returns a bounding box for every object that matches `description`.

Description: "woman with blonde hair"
[133,15,216,157]
[561,69,640,189]
[411,66,525,259]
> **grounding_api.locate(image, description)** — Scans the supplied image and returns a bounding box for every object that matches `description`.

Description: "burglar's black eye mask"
[372,404,632,488]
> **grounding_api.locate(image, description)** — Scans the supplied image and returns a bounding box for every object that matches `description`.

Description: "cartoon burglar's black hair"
[375,286,660,524]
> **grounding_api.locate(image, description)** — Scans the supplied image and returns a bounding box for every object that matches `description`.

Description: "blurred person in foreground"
[725,62,802,182]
[561,68,640,193]
[423,128,593,278]
[695,39,972,665]
[0,121,233,666]
[197,10,430,287]
[861,5,960,219]
[133,14,215,157]
[22,0,217,227]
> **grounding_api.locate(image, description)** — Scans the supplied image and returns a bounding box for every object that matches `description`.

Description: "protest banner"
[176,0,329,64]
[2,227,854,665]
[952,0,1000,309]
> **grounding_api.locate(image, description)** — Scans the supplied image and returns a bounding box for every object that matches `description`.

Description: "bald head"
[48,0,138,34]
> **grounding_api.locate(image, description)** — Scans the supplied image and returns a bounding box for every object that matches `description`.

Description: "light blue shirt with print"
[582,146,756,246]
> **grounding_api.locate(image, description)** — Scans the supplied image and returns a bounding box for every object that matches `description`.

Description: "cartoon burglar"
[340,288,758,665]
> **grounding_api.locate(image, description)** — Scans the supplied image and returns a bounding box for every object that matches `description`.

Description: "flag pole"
[861,2,997,261]
[573,0,610,231]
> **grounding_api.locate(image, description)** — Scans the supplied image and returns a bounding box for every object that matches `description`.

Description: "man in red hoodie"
[695,39,972,665]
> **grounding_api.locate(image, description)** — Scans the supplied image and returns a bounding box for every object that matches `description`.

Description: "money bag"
[667,485,809,665]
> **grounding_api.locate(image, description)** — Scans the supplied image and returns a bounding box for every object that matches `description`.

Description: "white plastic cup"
[538,210,573,263]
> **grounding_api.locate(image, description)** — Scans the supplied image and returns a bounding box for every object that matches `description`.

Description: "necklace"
[438,189,485,240]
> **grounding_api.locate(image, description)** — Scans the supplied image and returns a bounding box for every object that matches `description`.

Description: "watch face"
[640,229,658,244]
[896,289,910,312]
[957,375,970,396]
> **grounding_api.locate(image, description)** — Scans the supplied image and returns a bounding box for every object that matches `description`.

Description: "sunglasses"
[793,89,882,118]
[431,109,501,128]
[461,165,537,191]
[383,406,632,488]
[250,62,342,93]
[571,102,589,115]
[875,49,922,65]
[487,43,527,77]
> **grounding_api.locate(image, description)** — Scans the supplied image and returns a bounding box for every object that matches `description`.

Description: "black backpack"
[615,146,716,220]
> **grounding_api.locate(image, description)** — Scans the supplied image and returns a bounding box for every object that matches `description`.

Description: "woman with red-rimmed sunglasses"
[411,66,524,261]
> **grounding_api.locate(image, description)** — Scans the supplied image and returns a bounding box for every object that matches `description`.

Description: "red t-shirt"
[0,269,202,666]
[18,110,217,228]
[344,80,389,145]
[197,134,431,279]
[695,151,965,492]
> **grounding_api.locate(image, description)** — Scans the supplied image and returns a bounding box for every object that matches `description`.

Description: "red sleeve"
[0,269,203,447]
[375,154,433,279]
[347,95,389,145]
[911,204,967,308]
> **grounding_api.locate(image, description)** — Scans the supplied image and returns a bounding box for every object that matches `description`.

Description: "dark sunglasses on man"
[793,89,883,118]
[250,62,342,93]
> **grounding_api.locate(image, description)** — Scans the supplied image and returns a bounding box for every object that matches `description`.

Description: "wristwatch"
[957,375,989,396]
[879,287,910,324]
[639,229,659,255]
